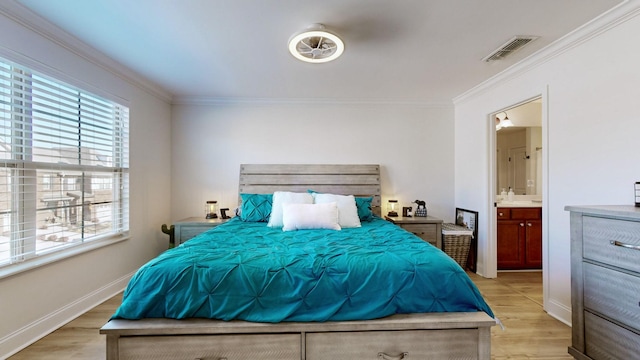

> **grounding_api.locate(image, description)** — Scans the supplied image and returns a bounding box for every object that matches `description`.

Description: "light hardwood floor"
[9,271,572,360]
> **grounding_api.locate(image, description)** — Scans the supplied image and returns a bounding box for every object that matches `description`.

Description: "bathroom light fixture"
[501,112,514,127]
[498,112,513,128]
[495,116,502,131]
[288,24,344,63]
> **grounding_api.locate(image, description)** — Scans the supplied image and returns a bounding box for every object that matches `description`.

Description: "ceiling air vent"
[482,36,539,62]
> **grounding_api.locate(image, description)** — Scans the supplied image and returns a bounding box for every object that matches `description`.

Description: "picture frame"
[455,208,478,273]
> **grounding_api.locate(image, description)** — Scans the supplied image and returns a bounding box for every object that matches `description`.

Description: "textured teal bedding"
[113,217,493,322]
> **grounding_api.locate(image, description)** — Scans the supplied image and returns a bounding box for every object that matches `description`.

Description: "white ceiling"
[14,0,623,104]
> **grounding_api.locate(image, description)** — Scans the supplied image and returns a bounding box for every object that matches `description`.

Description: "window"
[0,57,129,269]
[42,174,52,190]
[92,176,113,191]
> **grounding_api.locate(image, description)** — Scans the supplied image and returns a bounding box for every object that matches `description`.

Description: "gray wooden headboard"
[239,164,381,216]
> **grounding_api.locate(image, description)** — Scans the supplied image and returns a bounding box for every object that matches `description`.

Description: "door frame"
[487,89,549,311]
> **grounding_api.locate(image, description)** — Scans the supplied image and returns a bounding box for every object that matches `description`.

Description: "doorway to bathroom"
[491,96,546,307]
[495,99,542,199]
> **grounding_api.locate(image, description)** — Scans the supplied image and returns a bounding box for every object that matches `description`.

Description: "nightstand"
[385,215,443,249]
[173,217,229,246]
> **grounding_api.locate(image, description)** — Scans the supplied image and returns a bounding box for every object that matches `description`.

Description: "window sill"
[0,233,129,280]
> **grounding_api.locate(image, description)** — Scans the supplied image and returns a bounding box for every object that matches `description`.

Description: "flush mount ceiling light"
[288,24,344,63]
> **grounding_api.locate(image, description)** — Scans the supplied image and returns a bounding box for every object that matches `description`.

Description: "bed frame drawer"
[306,329,481,360]
[118,333,300,360]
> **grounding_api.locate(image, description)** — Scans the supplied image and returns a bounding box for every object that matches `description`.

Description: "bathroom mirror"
[495,99,542,196]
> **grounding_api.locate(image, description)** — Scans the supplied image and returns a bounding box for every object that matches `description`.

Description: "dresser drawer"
[585,311,640,360]
[118,333,300,360]
[583,262,640,331]
[583,216,640,273]
[306,329,480,360]
[401,224,438,244]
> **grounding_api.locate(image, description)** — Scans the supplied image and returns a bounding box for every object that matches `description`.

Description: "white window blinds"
[0,58,129,268]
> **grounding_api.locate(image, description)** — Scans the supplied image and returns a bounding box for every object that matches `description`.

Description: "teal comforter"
[113,217,493,322]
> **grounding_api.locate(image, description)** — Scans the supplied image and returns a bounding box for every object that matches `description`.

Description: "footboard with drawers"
[101,312,494,360]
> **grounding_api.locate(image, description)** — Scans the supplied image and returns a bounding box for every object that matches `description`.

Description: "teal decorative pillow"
[240,193,273,222]
[308,190,373,222]
[355,196,374,222]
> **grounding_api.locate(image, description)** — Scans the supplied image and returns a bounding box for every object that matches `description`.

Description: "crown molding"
[453,0,640,105]
[172,96,453,108]
[0,0,173,103]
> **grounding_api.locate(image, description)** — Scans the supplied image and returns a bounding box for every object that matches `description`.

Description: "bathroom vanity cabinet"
[497,207,542,270]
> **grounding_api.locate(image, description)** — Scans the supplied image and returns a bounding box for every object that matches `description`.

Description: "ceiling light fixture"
[288,24,344,63]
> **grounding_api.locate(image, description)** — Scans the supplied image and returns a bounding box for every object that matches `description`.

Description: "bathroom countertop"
[496,200,542,208]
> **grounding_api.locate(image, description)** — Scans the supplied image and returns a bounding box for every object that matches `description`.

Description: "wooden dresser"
[565,205,640,359]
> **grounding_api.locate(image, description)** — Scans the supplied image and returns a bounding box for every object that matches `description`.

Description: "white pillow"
[282,202,341,231]
[267,191,314,228]
[312,193,361,228]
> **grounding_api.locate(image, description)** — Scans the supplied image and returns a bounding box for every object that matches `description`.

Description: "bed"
[101,164,495,360]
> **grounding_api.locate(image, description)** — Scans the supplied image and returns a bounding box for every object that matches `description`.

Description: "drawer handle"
[378,352,408,360]
[610,240,640,251]
[520,223,525,227]
[194,358,227,360]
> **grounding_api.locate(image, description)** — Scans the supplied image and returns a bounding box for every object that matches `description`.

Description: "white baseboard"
[0,271,133,359]
[544,297,571,326]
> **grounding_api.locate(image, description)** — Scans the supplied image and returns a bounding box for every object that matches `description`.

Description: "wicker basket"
[441,223,473,268]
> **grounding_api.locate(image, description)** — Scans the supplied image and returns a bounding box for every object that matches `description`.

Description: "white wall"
[0,6,172,357]
[454,2,640,324]
[171,102,455,223]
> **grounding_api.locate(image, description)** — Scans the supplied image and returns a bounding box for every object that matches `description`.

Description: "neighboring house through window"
[0,56,130,270]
